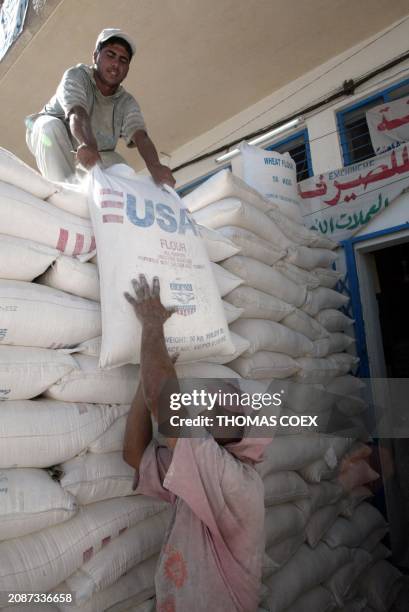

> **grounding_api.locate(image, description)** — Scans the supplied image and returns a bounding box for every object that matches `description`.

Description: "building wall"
[170,14,409,389]
[171,16,409,191]
[356,192,409,236]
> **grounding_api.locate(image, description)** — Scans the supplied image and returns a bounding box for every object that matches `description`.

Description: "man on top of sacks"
[123,273,270,612]
[25,28,175,187]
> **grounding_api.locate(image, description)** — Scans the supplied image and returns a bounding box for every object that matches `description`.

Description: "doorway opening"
[375,242,409,377]
[354,232,409,569]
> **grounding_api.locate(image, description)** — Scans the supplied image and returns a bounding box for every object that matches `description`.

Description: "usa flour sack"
[88,165,233,368]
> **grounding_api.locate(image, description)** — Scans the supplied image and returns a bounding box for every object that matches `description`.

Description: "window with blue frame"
[178,128,313,196]
[266,128,313,182]
[337,78,409,166]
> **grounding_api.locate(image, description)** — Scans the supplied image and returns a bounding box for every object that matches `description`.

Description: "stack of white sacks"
[0,145,404,611]
[0,148,173,612]
[183,168,405,612]
[0,149,261,611]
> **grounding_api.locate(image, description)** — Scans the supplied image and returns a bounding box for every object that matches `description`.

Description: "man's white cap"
[95,28,136,56]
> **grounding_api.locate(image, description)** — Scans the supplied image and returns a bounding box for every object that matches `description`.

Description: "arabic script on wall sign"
[309,193,389,235]
[298,143,409,242]
[367,94,409,155]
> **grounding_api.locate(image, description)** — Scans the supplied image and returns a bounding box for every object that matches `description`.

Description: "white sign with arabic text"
[298,143,409,242]
[366,94,409,155]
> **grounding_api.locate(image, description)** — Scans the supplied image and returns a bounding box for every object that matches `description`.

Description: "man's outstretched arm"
[69,105,101,169]
[124,274,179,449]
[123,378,152,470]
[131,129,175,187]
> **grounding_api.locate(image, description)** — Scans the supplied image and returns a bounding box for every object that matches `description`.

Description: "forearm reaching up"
[124,275,180,449]
[68,105,101,169]
[123,378,152,470]
[131,130,175,187]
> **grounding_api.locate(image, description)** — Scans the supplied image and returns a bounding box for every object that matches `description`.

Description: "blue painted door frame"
[341,222,409,378]
[342,223,409,528]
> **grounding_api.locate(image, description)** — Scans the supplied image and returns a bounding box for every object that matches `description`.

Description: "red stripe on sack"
[101,200,123,209]
[100,188,123,196]
[83,547,94,563]
[89,236,96,252]
[56,228,69,252]
[103,214,123,223]
[73,233,84,256]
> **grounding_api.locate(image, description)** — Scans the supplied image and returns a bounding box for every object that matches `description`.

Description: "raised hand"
[124,274,176,328]
[148,162,176,187]
[75,143,101,170]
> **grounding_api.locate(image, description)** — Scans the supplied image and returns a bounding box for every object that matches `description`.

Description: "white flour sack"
[203,331,249,364]
[54,556,158,612]
[282,586,336,612]
[294,357,345,384]
[0,149,89,219]
[175,362,239,378]
[60,452,136,505]
[67,336,102,357]
[183,168,274,213]
[197,224,240,262]
[46,354,137,404]
[0,147,58,199]
[222,300,243,323]
[88,165,233,368]
[225,285,294,321]
[0,400,126,468]
[222,256,307,307]
[286,245,338,271]
[88,414,127,454]
[0,346,75,400]
[314,267,344,289]
[265,533,305,575]
[264,504,307,547]
[64,513,169,605]
[211,262,243,296]
[316,308,355,332]
[232,142,303,223]
[263,543,352,612]
[0,234,58,281]
[282,308,329,341]
[37,256,100,301]
[0,468,77,541]
[47,182,90,219]
[301,287,349,316]
[0,496,165,595]
[0,182,95,256]
[230,319,313,357]
[192,198,294,251]
[219,226,285,265]
[266,208,336,250]
[230,351,299,379]
[274,260,320,290]
[0,280,101,348]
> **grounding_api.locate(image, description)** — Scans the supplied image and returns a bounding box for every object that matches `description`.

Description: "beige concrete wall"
[0,0,408,174]
[171,16,409,189]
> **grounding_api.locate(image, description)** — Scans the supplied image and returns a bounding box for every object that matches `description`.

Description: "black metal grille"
[269,133,311,182]
[339,81,409,166]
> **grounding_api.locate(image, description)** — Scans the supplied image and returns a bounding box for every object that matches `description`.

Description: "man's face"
[93,42,130,89]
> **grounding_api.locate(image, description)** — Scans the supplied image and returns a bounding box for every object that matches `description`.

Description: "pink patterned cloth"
[135,435,269,611]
